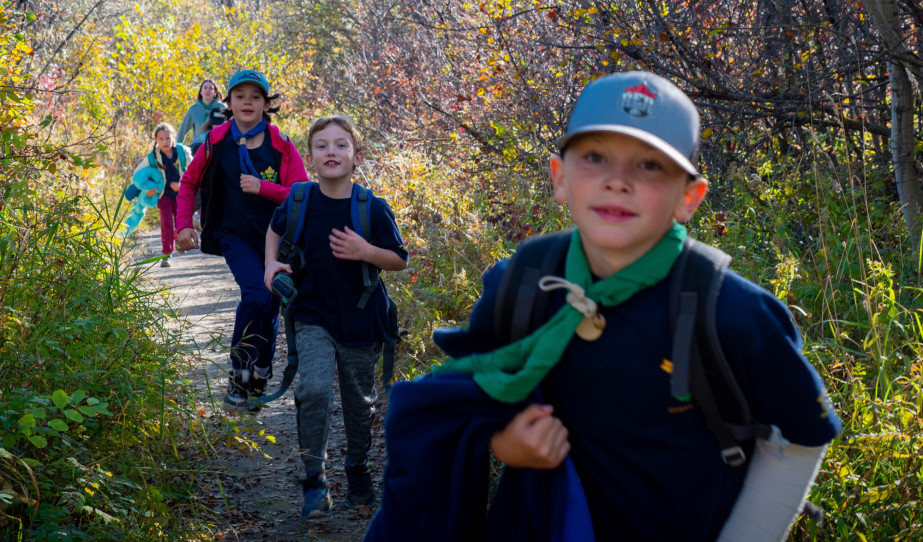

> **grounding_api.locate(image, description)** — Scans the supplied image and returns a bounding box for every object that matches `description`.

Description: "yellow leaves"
[701,128,714,139]
[14,40,32,55]
[573,7,598,18]
[861,485,891,504]
[837,462,853,479]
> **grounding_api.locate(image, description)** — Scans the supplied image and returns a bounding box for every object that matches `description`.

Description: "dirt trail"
[137,230,385,542]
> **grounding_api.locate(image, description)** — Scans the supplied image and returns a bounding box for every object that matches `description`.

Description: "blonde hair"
[307,114,364,152]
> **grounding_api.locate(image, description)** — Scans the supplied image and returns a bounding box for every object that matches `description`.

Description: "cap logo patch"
[622,83,656,118]
[238,71,261,82]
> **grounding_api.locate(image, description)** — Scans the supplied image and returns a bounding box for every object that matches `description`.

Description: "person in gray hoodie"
[177,79,227,145]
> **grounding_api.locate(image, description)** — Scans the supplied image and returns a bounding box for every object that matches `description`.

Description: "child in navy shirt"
[367,72,840,542]
[264,115,408,518]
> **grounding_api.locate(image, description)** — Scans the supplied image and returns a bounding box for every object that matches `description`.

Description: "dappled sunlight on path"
[135,229,386,542]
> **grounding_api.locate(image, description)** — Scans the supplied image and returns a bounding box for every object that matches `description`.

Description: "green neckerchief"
[433,222,687,403]
[199,99,220,122]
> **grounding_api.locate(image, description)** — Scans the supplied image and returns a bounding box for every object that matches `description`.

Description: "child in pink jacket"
[176,69,308,410]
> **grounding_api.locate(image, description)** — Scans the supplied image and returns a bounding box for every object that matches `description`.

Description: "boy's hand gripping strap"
[717,435,828,542]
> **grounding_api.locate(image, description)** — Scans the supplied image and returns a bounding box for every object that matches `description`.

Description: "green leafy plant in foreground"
[0,181,215,540]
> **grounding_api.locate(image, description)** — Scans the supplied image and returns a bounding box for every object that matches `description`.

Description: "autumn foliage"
[1,0,921,539]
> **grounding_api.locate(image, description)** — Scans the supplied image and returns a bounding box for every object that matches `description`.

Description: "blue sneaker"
[345,462,376,509]
[301,477,333,518]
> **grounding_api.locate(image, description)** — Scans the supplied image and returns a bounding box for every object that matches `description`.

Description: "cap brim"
[556,125,698,176]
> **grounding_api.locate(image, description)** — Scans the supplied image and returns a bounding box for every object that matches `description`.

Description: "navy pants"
[219,234,280,374]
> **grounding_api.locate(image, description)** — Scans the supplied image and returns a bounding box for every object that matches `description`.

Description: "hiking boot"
[222,369,249,410]
[345,462,376,509]
[246,371,269,412]
[301,476,333,518]
[160,255,172,268]
[249,365,273,399]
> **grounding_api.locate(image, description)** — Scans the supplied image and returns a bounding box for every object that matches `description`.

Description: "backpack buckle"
[721,446,747,467]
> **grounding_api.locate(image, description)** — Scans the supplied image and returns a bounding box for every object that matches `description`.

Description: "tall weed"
[694,134,922,540]
[0,179,208,540]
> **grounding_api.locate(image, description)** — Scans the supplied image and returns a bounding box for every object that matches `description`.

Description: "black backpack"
[278,182,402,390]
[493,230,773,474]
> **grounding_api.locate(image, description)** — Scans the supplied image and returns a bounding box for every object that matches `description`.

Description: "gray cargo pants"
[293,323,381,477]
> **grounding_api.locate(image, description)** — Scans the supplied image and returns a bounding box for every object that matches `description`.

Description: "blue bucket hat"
[557,71,700,176]
[227,69,271,96]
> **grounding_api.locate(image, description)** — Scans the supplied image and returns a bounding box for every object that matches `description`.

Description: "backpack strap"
[290,182,314,245]
[279,182,311,271]
[251,182,311,409]
[669,238,773,473]
[353,184,379,309]
[381,298,401,393]
[494,231,572,344]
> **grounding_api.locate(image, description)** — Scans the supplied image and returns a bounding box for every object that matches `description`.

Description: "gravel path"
[138,230,386,542]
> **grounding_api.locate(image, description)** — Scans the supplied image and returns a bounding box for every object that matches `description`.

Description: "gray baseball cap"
[556,71,700,176]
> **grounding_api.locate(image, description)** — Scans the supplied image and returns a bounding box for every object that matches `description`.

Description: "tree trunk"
[862,0,923,257]
[888,61,923,257]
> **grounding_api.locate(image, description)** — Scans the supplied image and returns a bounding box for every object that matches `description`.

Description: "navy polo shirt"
[215,130,279,248]
[434,248,842,541]
[270,184,408,346]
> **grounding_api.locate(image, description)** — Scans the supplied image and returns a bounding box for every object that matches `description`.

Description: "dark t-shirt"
[160,149,180,200]
[433,250,842,541]
[270,183,408,346]
[215,130,280,248]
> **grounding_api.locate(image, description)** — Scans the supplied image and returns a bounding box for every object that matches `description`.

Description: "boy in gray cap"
[368,71,841,542]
